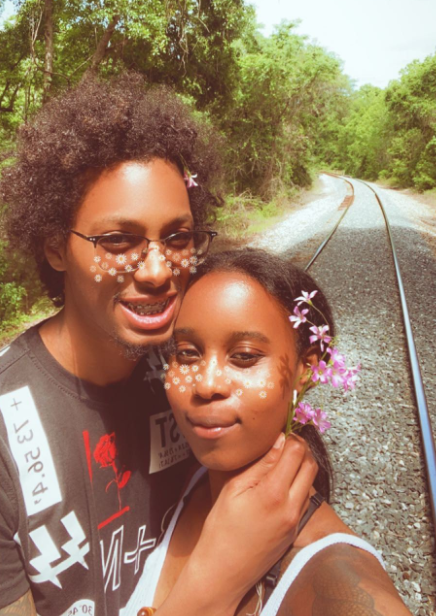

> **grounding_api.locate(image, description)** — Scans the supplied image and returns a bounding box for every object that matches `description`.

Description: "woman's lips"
[118,294,178,330]
[187,416,239,440]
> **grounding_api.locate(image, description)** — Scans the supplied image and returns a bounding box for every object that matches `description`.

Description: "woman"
[127,249,412,616]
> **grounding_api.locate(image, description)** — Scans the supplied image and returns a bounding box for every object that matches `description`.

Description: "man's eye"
[167,232,192,249]
[99,235,139,252]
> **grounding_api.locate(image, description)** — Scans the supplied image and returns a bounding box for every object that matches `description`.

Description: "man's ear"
[294,346,320,393]
[44,236,67,272]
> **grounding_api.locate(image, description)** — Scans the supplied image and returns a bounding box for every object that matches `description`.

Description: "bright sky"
[250,0,436,88]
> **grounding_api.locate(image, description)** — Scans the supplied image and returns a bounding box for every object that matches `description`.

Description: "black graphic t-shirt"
[0,326,192,616]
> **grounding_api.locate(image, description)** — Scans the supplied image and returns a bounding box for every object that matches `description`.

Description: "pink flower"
[326,347,346,368]
[312,408,331,433]
[293,403,331,434]
[342,364,361,391]
[289,306,309,329]
[183,171,198,188]
[294,401,316,425]
[309,324,332,352]
[329,364,347,388]
[311,360,331,384]
[284,293,361,439]
[295,290,318,306]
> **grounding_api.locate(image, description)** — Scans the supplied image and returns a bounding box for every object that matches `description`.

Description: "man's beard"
[109,330,151,361]
[109,329,177,362]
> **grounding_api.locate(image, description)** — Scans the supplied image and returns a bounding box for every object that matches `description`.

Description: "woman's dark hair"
[1,73,223,306]
[192,248,335,500]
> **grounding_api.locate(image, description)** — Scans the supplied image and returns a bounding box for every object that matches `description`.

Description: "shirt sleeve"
[0,440,30,608]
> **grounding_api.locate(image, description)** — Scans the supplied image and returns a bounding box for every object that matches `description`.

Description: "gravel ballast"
[250,175,436,615]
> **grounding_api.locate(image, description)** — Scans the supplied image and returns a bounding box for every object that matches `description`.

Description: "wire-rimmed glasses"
[69,229,218,275]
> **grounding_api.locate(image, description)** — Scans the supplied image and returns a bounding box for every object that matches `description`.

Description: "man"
[0,74,317,616]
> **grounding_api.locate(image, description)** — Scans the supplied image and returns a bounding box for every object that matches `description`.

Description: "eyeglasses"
[69,229,218,274]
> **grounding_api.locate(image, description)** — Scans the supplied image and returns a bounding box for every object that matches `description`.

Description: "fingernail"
[273,433,285,449]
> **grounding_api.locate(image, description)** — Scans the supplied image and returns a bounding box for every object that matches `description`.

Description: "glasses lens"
[163,232,211,268]
[95,234,146,273]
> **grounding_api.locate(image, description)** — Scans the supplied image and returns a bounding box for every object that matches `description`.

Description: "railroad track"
[257,174,436,614]
[304,176,436,544]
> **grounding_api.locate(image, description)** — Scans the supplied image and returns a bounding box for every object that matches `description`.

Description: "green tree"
[335,85,390,179]
[221,22,351,197]
[383,53,436,187]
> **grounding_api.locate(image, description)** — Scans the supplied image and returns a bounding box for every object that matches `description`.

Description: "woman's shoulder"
[276,541,411,616]
[272,503,411,616]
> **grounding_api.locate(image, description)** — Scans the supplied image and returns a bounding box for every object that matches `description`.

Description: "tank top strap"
[263,491,325,603]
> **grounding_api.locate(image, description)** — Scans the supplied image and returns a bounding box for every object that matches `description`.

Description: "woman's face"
[165,271,307,471]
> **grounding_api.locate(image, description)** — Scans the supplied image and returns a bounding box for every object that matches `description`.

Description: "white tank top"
[122,467,385,616]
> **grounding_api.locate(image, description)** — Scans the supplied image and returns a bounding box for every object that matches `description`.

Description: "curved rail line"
[304,173,436,538]
[356,179,436,537]
[304,175,354,271]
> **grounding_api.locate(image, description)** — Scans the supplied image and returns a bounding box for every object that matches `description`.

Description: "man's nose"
[133,245,172,287]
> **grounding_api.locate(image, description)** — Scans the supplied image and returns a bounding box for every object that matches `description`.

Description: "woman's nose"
[193,361,231,400]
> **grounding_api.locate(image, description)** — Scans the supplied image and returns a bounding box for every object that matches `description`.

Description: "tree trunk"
[85,14,121,76]
[43,0,54,102]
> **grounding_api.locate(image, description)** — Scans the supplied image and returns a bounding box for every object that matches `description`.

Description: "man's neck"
[39,310,140,386]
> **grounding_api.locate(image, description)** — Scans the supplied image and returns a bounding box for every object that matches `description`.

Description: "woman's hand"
[157,433,318,616]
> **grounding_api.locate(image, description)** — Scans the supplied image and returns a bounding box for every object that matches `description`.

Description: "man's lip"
[116,292,177,304]
[117,294,178,330]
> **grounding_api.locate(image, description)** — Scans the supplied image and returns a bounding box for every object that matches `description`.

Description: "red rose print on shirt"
[93,432,131,509]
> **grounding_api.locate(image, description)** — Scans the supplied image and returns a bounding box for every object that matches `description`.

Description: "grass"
[215,189,300,241]
[0,302,55,347]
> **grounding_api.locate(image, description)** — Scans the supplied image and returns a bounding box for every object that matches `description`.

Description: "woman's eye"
[175,348,200,363]
[231,352,263,366]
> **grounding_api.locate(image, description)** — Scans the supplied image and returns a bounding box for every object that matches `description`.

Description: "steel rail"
[304,175,354,271]
[355,178,436,537]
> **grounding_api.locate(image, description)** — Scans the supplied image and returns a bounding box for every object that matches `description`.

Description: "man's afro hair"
[1,73,223,305]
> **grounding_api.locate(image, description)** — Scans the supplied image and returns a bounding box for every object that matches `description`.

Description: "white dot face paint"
[163,358,275,399]
[88,235,209,284]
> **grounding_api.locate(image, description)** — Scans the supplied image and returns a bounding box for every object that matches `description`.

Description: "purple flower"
[326,347,346,368]
[293,403,331,434]
[329,365,347,388]
[289,306,309,329]
[342,364,361,391]
[311,360,331,384]
[309,325,332,352]
[295,290,318,306]
[294,402,316,425]
[312,408,331,433]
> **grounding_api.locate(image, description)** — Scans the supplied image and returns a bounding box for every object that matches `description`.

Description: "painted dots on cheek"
[162,360,275,397]
[88,240,206,284]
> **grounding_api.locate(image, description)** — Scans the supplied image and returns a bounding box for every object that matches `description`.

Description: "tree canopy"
[0,0,435,331]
